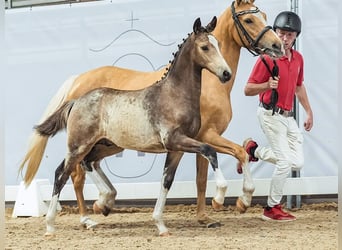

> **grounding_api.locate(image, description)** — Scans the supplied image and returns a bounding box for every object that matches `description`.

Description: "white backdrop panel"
[5,0,338,191]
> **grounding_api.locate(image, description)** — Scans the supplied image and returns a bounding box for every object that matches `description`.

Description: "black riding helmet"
[273,11,301,36]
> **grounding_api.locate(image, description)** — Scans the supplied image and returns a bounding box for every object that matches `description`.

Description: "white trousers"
[255,107,304,207]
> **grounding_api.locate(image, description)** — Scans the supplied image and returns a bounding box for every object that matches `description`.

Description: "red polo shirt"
[248,49,304,111]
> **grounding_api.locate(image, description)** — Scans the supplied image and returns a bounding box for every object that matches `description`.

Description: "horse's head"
[192,17,232,83]
[230,0,284,58]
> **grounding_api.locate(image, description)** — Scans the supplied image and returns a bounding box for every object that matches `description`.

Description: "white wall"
[4,0,338,200]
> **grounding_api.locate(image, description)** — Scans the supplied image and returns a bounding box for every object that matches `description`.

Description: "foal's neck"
[167,39,202,86]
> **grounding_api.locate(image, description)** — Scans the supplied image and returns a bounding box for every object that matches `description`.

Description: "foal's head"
[166,17,232,84]
[190,17,232,83]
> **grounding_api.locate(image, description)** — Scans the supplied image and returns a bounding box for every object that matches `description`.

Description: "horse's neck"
[167,45,202,88]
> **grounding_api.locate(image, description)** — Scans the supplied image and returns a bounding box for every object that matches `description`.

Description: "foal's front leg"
[82,160,117,216]
[152,152,184,236]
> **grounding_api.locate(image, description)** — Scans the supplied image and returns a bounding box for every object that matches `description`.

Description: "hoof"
[237,162,243,174]
[236,198,248,213]
[102,206,111,216]
[80,216,98,229]
[93,202,102,214]
[159,231,172,237]
[212,198,225,212]
[197,213,221,228]
[207,221,222,228]
[44,232,56,238]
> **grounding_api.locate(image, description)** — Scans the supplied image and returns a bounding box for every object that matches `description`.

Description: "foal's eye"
[244,18,253,24]
[201,46,209,51]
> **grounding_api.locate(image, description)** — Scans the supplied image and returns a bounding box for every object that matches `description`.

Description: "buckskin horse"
[19,0,283,230]
[35,17,231,236]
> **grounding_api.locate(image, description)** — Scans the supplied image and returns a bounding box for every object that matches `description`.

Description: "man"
[242,11,313,221]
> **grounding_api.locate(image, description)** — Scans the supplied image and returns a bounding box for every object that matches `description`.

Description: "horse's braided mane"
[156,26,210,83]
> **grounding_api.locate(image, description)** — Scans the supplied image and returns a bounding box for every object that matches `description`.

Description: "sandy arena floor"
[5,202,338,250]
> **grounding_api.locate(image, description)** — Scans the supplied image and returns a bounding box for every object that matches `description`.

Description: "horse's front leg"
[152,152,183,236]
[196,154,222,227]
[83,161,117,216]
[70,164,98,229]
[201,131,255,212]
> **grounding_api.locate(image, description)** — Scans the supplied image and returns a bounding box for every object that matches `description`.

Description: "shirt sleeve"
[297,53,304,86]
[248,56,272,84]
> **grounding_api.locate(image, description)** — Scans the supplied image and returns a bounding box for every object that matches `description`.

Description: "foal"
[35,17,231,236]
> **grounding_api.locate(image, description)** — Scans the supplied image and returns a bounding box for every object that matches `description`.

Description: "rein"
[231,1,272,56]
[260,55,279,115]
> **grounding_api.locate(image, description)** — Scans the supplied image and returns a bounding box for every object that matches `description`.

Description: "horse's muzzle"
[220,70,231,83]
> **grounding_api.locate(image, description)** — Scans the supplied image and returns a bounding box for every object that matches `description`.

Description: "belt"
[259,103,294,117]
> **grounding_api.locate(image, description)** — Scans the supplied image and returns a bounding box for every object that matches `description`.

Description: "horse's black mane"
[156,26,209,83]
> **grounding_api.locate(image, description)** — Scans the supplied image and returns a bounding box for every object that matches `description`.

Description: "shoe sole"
[261,214,296,222]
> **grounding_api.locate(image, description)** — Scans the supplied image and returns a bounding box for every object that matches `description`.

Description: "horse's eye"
[201,46,209,51]
[244,18,253,24]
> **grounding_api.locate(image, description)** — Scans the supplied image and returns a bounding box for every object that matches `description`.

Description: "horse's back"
[67,66,166,101]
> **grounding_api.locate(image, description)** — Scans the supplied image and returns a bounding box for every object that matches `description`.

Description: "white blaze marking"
[208,34,220,53]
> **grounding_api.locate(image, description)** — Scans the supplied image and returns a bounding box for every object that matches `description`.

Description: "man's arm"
[244,77,279,96]
[296,83,313,131]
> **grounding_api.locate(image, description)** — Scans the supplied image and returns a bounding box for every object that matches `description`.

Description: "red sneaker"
[261,204,296,221]
[237,138,259,174]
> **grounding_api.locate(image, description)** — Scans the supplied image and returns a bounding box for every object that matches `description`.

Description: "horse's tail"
[34,100,74,137]
[19,75,78,186]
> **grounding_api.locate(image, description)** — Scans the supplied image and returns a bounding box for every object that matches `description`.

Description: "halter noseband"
[231,1,272,56]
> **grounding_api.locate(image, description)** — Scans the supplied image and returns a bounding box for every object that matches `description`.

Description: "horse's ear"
[206,16,217,33]
[193,17,202,34]
[236,0,255,5]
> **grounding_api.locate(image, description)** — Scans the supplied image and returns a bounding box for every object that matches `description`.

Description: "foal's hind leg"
[45,157,81,236]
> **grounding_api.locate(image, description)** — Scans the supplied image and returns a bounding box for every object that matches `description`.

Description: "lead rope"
[260,55,279,115]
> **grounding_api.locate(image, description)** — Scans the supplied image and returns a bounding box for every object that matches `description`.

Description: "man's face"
[275,28,298,50]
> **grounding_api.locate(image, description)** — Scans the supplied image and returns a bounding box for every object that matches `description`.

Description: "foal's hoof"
[102,206,111,216]
[93,203,111,216]
[207,221,222,228]
[236,198,248,213]
[212,198,225,212]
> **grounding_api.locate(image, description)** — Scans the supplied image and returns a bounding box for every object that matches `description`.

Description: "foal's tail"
[19,75,78,186]
[34,100,75,137]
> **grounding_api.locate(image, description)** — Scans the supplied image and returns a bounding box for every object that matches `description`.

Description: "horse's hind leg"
[45,158,78,236]
[152,151,184,236]
[70,164,98,229]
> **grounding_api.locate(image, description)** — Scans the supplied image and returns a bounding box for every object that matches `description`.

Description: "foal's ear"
[193,17,202,34]
[206,16,217,33]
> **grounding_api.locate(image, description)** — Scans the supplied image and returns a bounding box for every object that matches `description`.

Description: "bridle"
[231,1,272,56]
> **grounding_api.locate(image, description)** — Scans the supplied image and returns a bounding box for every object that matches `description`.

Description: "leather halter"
[231,1,272,56]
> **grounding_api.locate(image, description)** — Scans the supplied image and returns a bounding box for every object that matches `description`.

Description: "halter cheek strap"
[231,1,272,56]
